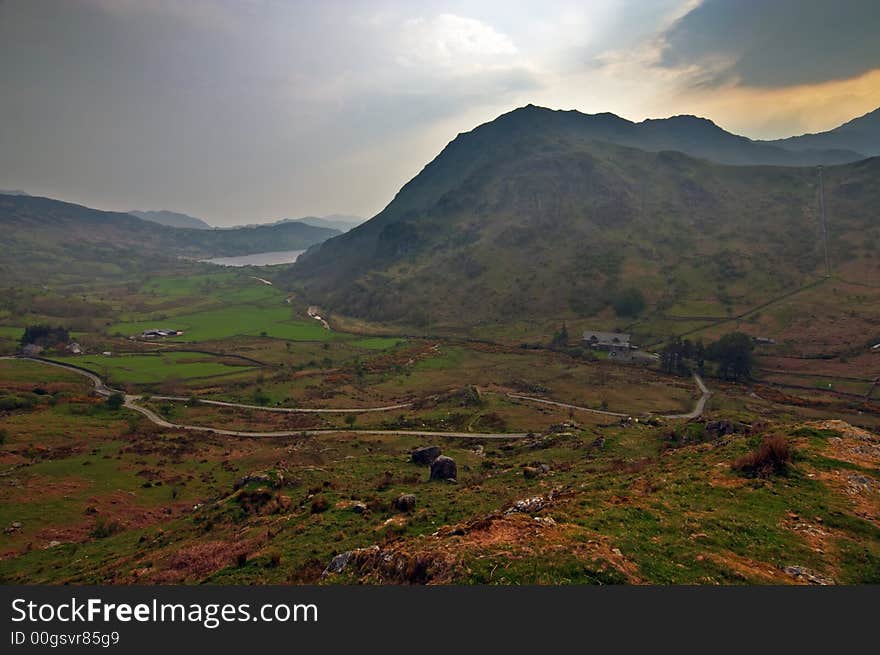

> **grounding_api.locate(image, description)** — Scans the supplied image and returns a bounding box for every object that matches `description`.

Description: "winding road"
[18,357,525,439]
[508,374,711,421]
[9,357,710,439]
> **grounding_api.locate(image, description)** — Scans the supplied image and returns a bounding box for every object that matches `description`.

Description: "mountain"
[129,209,212,229]
[0,194,339,283]
[333,105,862,172]
[287,106,880,328]
[0,189,29,196]
[282,215,365,233]
[763,107,880,157]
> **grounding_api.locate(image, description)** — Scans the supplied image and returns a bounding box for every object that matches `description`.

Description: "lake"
[202,249,305,267]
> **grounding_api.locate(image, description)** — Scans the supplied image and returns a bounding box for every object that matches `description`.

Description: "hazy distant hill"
[0,194,339,282]
[130,209,212,229]
[0,189,30,196]
[282,215,364,233]
[289,106,880,328]
[763,107,880,157]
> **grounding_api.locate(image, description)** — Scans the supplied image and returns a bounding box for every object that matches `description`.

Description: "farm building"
[140,328,183,339]
[583,331,632,360]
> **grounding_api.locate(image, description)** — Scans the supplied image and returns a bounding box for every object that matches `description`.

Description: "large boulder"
[705,420,735,437]
[412,446,441,466]
[430,455,457,481]
[392,494,417,513]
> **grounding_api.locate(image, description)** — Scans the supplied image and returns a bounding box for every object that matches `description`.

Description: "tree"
[344,414,357,428]
[660,337,690,376]
[106,393,124,410]
[694,340,706,376]
[20,324,69,347]
[550,322,569,348]
[706,332,754,381]
[612,287,646,317]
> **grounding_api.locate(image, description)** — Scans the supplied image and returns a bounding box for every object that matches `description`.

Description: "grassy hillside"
[287,116,880,331]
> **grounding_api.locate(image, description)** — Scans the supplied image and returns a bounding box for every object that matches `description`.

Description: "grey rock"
[430,455,457,481]
[392,494,417,513]
[323,551,354,575]
[412,446,442,466]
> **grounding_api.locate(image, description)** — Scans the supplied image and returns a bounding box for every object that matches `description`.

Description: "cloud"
[657,67,880,139]
[656,0,880,89]
[396,13,519,71]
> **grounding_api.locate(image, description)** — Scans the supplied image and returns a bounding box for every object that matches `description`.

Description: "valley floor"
[0,267,878,584]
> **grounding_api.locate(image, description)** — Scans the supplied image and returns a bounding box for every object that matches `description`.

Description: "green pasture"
[48,351,256,384]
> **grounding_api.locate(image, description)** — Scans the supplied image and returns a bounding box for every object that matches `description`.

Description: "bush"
[266,550,282,568]
[733,435,792,476]
[105,393,125,411]
[310,496,329,514]
[90,518,123,539]
[0,394,36,411]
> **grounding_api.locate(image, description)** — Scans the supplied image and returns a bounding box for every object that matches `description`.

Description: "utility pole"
[817,166,831,277]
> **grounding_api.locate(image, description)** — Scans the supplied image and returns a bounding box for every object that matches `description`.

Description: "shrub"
[733,435,792,476]
[310,496,329,514]
[90,518,123,539]
[266,550,282,568]
[105,393,125,411]
[0,394,36,411]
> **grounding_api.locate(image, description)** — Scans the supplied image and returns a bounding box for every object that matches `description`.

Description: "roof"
[583,331,631,345]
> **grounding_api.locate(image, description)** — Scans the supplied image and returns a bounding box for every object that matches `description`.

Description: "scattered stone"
[591,436,606,450]
[523,466,539,479]
[322,546,379,577]
[611,548,623,557]
[533,516,556,526]
[705,420,737,437]
[351,502,368,514]
[412,446,442,466]
[84,506,98,515]
[233,472,283,491]
[430,455,457,481]
[324,551,353,575]
[783,565,835,585]
[506,495,549,515]
[847,473,876,493]
[392,494,417,513]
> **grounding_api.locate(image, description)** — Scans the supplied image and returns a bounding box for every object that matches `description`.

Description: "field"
[47,351,257,385]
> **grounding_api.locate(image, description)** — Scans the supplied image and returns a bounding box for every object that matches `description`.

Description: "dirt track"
[17,357,708,439]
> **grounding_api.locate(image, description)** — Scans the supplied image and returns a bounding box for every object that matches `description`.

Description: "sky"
[1,0,878,226]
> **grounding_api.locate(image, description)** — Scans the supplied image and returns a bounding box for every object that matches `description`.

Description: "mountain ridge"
[762,106,880,156]
[129,209,212,230]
